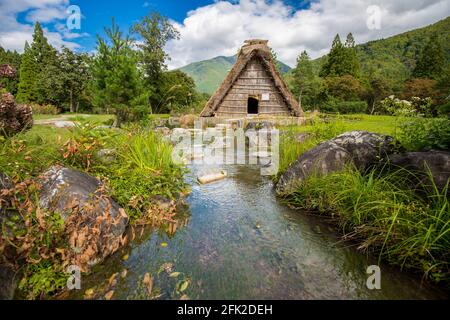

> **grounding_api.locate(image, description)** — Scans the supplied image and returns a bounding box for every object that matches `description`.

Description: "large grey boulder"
[276,131,395,194]
[39,166,128,272]
[387,151,450,194]
[0,264,17,300]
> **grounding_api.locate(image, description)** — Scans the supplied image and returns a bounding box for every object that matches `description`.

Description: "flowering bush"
[380,95,416,116]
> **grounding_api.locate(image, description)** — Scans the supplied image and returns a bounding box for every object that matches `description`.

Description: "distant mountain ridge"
[179,54,291,94]
[179,16,450,94]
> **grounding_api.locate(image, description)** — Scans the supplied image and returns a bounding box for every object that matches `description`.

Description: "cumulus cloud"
[0,0,85,52]
[166,0,450,69]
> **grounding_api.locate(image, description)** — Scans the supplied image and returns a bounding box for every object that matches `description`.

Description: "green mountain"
[286,16,450,89]
[179,55,291,94]
[181,17,449,95]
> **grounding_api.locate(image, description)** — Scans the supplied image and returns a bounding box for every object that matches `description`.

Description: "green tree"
[16,41,39,102]
[17,22,58,104]
[131,11,179,110]
[325,75,364,101]
[291,50,323,109]
[57,48,91,112]
[413,34,445,79]
[365,76,392,114]
[320,33,360,78]
[152,70,196,114]
[343,33,360,78]
[0,46,21,94]
[91,19,147,126]
[320,34,346,77]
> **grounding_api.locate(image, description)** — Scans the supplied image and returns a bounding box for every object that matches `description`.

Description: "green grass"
[0,118,186,299]
[286,166,450,284]
[277,113,450,285]
[33,113,115,123]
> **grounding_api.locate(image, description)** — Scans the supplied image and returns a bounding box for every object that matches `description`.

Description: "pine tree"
[320,34,346,77]
[91,19,147,125]
[17,41,39,102]
[320,33,361,78]
[292,51,313,105]
[413,33,445,79]
[17,22,58,103]
[343,33,360,77]
[292,50,323,109]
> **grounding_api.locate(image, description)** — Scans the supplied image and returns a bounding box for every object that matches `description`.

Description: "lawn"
[33,113,115,123]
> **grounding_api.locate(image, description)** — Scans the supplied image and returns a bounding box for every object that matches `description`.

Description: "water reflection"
[67,164,448,300]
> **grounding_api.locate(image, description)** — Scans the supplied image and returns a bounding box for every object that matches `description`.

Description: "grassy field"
[278,114,401,174]
[33,113,115,123]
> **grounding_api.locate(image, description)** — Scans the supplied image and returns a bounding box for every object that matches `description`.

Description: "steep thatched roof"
[200,39,302,117]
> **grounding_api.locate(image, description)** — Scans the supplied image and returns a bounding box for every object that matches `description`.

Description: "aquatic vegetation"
[286,166,450,284]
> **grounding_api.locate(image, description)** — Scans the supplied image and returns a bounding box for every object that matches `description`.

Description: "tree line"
[0,13,208,125]
[289,32,449,116]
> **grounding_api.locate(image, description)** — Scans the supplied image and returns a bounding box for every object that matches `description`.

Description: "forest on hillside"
[286,17,450,116]
[0,13,209,126]
[1,14,449,124]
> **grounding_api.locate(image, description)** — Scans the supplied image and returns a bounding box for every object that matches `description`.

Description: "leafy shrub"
[438,101,450,117]
[381,95,416,116]
[398,117,450,151]
[287,167,450,284]
[30,103,59,115]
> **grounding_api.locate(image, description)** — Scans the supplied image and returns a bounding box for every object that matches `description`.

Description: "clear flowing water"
[68,164,448,300]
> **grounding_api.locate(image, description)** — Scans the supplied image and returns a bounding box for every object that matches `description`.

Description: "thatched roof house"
[200,39,302,118]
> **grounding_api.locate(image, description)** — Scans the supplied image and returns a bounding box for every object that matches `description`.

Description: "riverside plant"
[286,166,450,284]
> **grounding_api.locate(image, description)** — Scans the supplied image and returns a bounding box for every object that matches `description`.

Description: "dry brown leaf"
[104,290,114,300]
[108,272,119,287]
[143,273,153,296]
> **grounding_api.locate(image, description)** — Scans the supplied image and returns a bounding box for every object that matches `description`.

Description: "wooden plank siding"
[215,56,290,117]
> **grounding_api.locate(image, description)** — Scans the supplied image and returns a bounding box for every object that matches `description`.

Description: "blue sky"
[1,0,449,68]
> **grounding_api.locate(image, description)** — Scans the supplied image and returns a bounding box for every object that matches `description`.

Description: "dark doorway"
[247,97,259,114]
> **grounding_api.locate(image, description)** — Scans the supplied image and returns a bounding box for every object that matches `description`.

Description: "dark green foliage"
[90,19,148,125]
[131,11,179,110]
[438,101,450,117]
[17,22,59,104]
[320,33,360,78]
[365,76,394,114]
[16,41,39,103]
[319,34,346,77]
[399,118,450,151]
[52,48,91,112]
[413,33,446,79]
[291,51,324,110]
[335,101,368,114]
[0,46,21,94]
[149,70,197,114]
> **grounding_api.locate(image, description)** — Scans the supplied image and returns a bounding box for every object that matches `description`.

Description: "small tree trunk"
[370,100,376,115]
[69,89,75,113]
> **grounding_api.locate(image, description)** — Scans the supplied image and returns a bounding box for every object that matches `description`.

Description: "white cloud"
[166,0,450,69]
[0,0,85,52]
